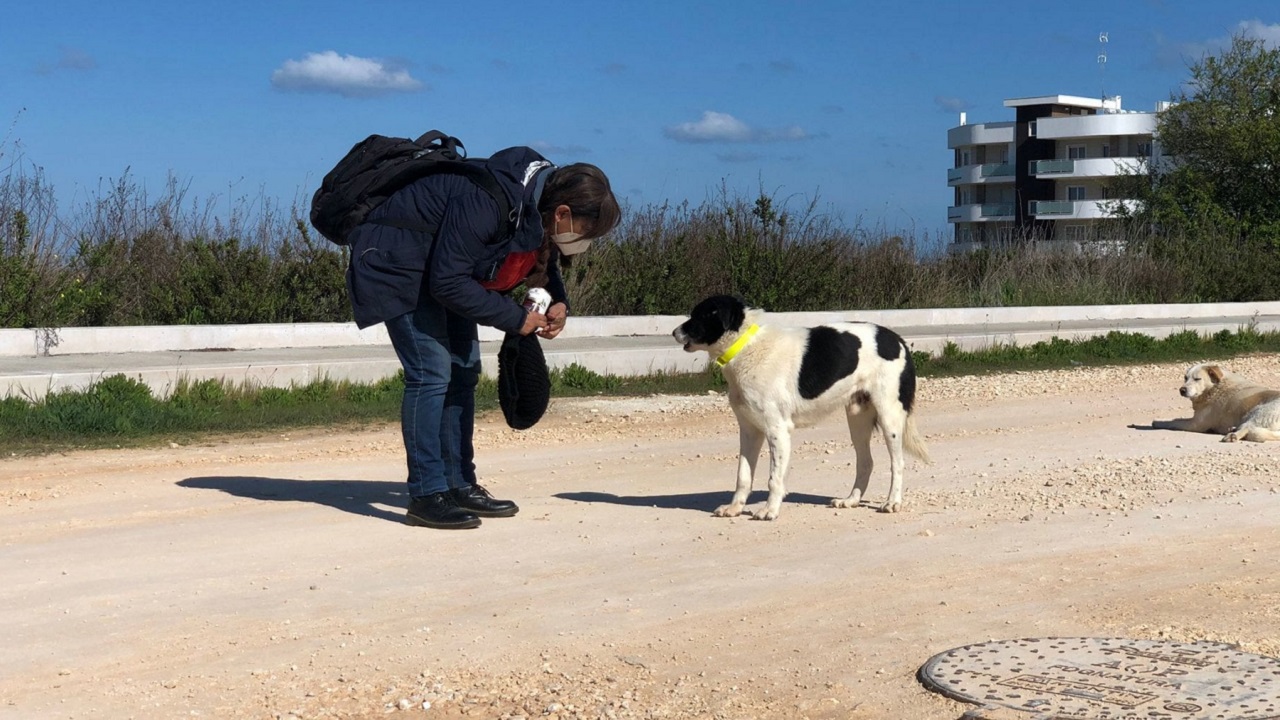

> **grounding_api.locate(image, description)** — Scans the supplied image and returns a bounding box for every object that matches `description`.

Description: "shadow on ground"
[182,478,848,520]
[178,476,406,523]
[555,489,835,513]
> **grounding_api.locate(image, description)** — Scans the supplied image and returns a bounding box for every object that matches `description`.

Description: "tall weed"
[2,160,1279,329]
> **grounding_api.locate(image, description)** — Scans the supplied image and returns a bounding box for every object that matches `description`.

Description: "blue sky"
[3,1,1279,241]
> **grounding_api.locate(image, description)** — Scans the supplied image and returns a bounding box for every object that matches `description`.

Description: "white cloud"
[1174,20,1280,63]
[664,111,813,144]
[934,95,968,113]
[1235,19,1280,47]
[270,51,424,98]
[666,111,752,142]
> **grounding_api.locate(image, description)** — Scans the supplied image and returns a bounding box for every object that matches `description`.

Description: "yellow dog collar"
[715,324,760,367]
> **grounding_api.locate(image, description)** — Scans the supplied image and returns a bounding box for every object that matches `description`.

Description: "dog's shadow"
[555,489,836,514]
[177,476,407,523]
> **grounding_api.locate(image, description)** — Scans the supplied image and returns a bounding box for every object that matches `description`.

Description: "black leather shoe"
[405,492,481,529]
[450,483,519,518]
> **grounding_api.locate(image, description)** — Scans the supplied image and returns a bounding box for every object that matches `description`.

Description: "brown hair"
[537,163,621,239]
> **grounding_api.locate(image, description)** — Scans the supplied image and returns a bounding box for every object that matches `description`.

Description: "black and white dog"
[673,295,930,520]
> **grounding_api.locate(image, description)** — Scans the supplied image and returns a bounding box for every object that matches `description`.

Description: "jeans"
[384,299,480,498]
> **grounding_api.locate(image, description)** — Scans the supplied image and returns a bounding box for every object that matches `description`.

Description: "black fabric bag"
[310,130,516,245]
[497,332,551,430]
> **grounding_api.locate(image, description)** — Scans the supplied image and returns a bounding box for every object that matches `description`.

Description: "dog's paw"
[878,500,902,513]
[830,496,861,509]
[1222,431,1240,443]
[751,506,780,521]
[713,503,744,518]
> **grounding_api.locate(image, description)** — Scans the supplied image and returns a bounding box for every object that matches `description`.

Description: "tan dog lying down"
[1150,363,1280,442]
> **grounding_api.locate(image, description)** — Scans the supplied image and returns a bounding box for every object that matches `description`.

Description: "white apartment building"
[947,94,1165,251]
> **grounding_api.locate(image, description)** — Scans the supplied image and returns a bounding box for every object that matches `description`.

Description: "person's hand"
[542,302,568,339]
[519,310,548,336]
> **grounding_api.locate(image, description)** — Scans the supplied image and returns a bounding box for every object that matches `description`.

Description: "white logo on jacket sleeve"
[521,161,552,187]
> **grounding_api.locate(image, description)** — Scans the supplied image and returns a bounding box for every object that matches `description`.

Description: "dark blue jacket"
[345,147,567,331]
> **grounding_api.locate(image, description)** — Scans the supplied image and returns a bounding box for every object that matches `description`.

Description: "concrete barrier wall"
[0,323,392,358]
[4,302,1280,401]
[4,301,1280,357]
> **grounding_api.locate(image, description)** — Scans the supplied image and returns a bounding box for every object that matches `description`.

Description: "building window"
[960,189,975,205]
[960,149,972,166]
[1067,186,1087,201]
[1101,144,1112,158]
[1068,145,1087,160]
[1136,141,1153,157]
[1028,121,1037,138]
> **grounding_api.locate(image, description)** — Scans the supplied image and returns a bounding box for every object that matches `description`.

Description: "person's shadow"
[178,476,407,523]
[555,489,835,514]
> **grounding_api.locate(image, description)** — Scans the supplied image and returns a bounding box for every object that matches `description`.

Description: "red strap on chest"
[479,250,539,292]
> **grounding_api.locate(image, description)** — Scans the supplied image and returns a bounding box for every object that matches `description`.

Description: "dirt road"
[3,356,1280,719]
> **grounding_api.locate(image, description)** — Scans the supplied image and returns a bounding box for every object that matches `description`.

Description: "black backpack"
[310,130,517,246]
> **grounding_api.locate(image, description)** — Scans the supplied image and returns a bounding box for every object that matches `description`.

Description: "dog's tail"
[903,414,932,464]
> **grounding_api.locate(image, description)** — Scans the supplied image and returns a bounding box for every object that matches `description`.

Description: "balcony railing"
[948,203,1016,222]
[1031,159,1074,175]
[1029,200,1075,215]
[949,163,1014,184]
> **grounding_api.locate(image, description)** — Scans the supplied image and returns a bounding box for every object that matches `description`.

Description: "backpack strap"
[414,131,462,159]
[464,164,521,238]
[369,163,518,240]
[412,132,520,240]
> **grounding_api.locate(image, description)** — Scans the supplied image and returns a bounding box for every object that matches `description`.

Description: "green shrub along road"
[4,327,1279,456]
[4,179,1278,329]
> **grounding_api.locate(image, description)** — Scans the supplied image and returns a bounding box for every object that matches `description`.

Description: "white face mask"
[552,209,592,256]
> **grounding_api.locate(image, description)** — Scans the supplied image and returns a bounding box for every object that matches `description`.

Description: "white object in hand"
[522,287,551,315]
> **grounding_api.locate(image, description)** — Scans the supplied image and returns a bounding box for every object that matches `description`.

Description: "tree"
[1155,34,1280,225]
[1114,33,1280,302]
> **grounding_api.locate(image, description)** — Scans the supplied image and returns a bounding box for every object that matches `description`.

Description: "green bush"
[38,374,160,435]
[6,326,1280,455]
[551,363,622,393]
[1,202,75,328]
[562,193,1208,316]
[4,160,1280,329]
[0,168,351,328]
[253,387,293,407]
[171,378,228,407]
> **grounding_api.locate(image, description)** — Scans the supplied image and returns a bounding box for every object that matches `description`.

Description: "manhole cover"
[919,637,1280,719]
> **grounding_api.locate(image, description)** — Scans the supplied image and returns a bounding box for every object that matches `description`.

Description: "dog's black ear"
[716,296,746,332]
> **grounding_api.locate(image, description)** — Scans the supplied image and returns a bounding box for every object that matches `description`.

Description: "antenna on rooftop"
[1098,31,1109,101]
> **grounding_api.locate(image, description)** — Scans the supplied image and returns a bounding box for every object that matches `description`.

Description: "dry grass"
[1,162,1275,328]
